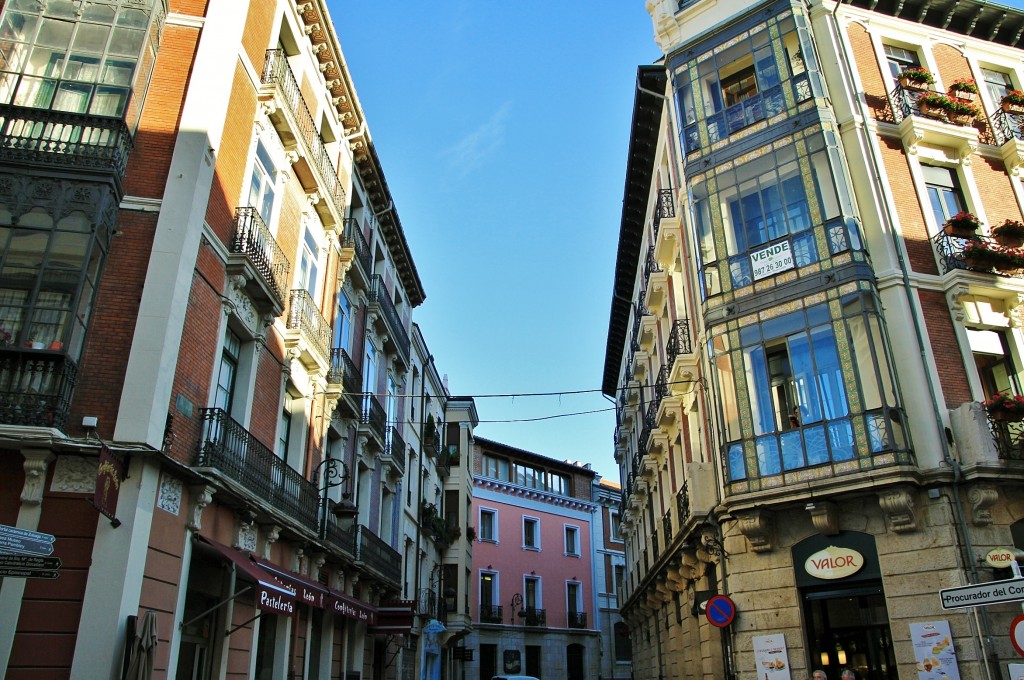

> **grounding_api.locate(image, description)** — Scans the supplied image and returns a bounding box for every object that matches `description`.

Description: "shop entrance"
[802,585,896,680]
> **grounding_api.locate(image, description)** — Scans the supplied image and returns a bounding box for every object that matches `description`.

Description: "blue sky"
[331,2,658,480]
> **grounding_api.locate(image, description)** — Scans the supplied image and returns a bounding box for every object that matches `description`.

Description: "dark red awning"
[253,557,330,610]
[194,536,295,618]
[369,600,414,634]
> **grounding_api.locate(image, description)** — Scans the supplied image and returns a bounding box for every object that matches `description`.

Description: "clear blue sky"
[331,2,658,480]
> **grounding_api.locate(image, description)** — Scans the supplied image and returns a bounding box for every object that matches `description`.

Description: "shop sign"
[985,547,1017,569]
[804,545,864,580]
[910,621,960,680]
[751,241,794,281]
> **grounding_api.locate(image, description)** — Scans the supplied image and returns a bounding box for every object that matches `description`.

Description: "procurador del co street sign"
[940,577,1024,609]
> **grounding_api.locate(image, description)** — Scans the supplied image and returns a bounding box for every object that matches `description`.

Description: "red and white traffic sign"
[1011,614,1024,657]
[705,594,736,628]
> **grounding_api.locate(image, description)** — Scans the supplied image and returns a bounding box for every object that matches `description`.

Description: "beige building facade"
[607,1,1024,678]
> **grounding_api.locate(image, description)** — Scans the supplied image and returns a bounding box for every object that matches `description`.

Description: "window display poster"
[910,621,960,680]
[753,634,792,680]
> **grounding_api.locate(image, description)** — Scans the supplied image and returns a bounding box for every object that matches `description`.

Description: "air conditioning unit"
[686,462,717,517]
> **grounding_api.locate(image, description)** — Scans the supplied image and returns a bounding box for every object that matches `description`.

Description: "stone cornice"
[473,477,597,513]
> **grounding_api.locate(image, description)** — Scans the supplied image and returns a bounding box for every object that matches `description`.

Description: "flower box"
[943,211,980,237]
[984,393,1024,421]
[1002,90,1024,114]
[948,78,978,102]
[916,92,952,120]
[992,219,1024,248]
[899,67,934,91]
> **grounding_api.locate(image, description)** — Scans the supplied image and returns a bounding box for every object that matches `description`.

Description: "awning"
[194,535,295,618]
[253,557,330,610]
[327,589,376,624]
[369,599,414,634]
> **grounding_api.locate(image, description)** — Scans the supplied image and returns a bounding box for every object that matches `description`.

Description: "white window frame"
[479,570,499,607]
[565,580,582,614]
[479,508,498,543]
[564,524,580,557]
[522,516,540,551]
[523,575,542,610]
[247,138,280,227]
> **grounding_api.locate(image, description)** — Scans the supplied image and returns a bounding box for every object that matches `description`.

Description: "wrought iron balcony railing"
[417,588,438,618]
[261,50,346,218]
[360,394,387,446]
[368,276,411,364]
[988,414,1024,461]
[667,318,693,364]
[656,365,670,401]
[355,523,401,586]
[641,395,660,448]
[0,348,78,431]
[676,481,690,528]
[0,104,133,187]
[323,505,356,558]
[663,510,672,540]
[341,218,372,284]
[195,407,319,528]
[932,231,1024,279]
[567,611,587,629]
[287,288,333,363]
[523,607,546,626]
[992,107,1024,145]
[480,604,503,624]
[644,245,662,282]
[230,206,290,306]
[384,425,406,472]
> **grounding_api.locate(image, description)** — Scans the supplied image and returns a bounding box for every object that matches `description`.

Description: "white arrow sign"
[940,578,1024,609]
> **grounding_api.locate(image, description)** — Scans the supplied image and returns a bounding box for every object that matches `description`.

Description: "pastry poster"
[753,634,792,680]
[910,620,960,680]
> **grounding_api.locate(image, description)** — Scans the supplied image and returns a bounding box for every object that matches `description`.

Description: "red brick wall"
[845,23,890,119]
[874,137,938,274]
[919,290,972,408]
[973,155,1024,226]
[240,0,275,75]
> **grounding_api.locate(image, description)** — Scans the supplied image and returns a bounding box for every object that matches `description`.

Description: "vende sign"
[751,241,795,281]
[804,546,864,580]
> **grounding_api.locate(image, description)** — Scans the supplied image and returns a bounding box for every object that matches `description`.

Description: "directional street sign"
[0,567,59,579]
[940,577,1024,609]
[0,555,61,571]
[0,525,55,557]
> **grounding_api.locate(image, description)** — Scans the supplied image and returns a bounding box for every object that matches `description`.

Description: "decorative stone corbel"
[21,450,55,505]
[306,23,322,37]
[319,61,334,73]
[945,284,970,325]
[260,100,277,117]
[877,487,918,533]
[1007,293,1024,329]
[736,508,775,553]
[967,484,999,526]
[808,501,840,536]
[187,484,216,531]
[261,525,281,560]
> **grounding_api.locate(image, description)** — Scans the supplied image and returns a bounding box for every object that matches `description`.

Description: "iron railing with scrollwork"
[355,524,401,586]
[417,588,438,618]
[644,245,662,283]
[567,611,587,629]
[0,348,78,430]
[667,319,693,364]
[992,107,1024,145]
[195,407,319,527]
[663,510,672,541]
[368,275,411,363]
[341,218,372,282]
[480,604,503,623]
[641,396,660,449]
[677,482,690,528]
[261,49,346,217]
[988,414,1024,461]
[656,365,670,401]
[287,289,333,363]
[328,347,360,393]
[0,104,133,184]
[932,231,1024,279]
[360,394,387,445]
[231,206,290,303]
[523,608,546,626]
[384,425,406,472]
[323,505,356,557]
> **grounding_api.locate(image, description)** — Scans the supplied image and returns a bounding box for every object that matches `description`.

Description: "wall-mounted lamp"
[820,651,829,666]
[835,645,847,665]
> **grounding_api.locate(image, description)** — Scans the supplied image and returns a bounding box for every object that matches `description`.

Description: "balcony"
[383,425,406,474]
[567,611,587,629]
[322,506,356,558]
[889,85,979,158]
[340,218,372,289]
[480,604,503,624]
[259,50,347,226]
[0,104,133,191]
[359,394,387,450]
[663,509,672,541]
[0,348,78,431]
[367,276,411,368]
[328,347,362,419]
[933,232,1024,289]
[667,318,698,390]
[195,407,319,528]
[417,589,439,619]
[676,482,690,529]
[226,207,290,316]
[522,608,546,626]
[285,289,333,370]
[355,523,401,587]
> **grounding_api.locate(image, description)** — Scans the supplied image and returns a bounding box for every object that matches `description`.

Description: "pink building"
[466,438,599,680]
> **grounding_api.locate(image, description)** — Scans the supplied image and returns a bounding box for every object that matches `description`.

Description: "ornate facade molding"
[877,487,918,533]
[157,474,183,515]
[736,509,775,553]
[966,484,999,526]
[49,455,95,494]
[187,485,216,531]
[261,525,281,560]
[22,450,56,505]
[808,501,840,535]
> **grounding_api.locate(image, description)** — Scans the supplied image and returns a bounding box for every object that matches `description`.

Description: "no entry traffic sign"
[1011,614,1024,657]
[705,594,736,628]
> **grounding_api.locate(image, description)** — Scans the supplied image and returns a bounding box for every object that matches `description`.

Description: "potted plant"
[466,526,476,541]
[948,78,979,101]
[943,211,981,237]
[916,92,951,119]
[1002,90,1024,114]
[899,66,935,91]
[946,98,979,126]
[960,239,1000,269]
[992,219,1024,247]
[983,392,1024,421]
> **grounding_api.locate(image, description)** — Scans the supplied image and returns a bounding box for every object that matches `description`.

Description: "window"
[213,327,241,415]
[970,329,1020,398]
[276,401,292,462]
[613,565,625,601]
[479,571,497,607]
[523,517,539,550]
[248,141,277,225]
[614,622,632,662]
[883,44,920,82]
[524,576,541,609]
[334,293,351,350]
[525,646,542,678]
[480,508,496,542]
[0,0,162,125]
[481,454,504,480]
[981,67,1014,107]
[567,581,581,614]
[297,225,319,298]
[610,511,622,540]
[923,165,967,228]
[564,525,579,556]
